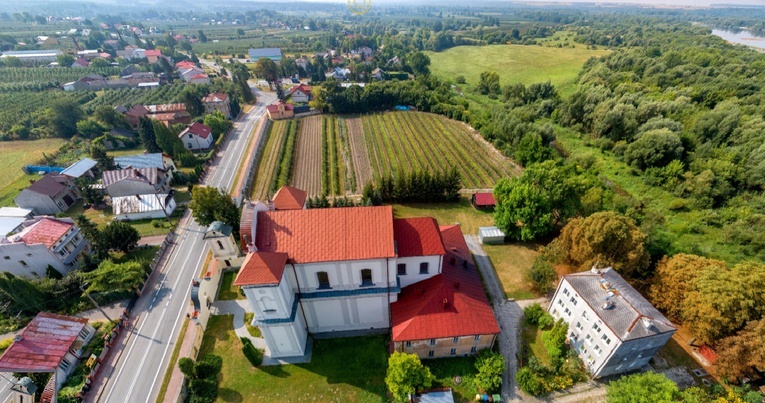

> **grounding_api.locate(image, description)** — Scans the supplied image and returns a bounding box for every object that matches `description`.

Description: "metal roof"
[61,158,97,178]
[0,312,88,372]
[112,194,174,215]
[0,207,32,218]
[0,217,26,236]
[114,153,164,170]
[248,48,282,60]
[563,268,676,341]
[478,226,505,238]
[205,221,232,237]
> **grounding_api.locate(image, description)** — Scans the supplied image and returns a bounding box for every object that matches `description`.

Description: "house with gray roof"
[102,167,170,198]
[14,174,80,215]
[114,153,176,179]
[548,266,676,378]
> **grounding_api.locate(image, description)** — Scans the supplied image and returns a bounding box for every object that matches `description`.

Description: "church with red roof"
[235,186,499,359]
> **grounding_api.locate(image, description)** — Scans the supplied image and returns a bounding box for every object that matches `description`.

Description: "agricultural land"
[250,111,519,199]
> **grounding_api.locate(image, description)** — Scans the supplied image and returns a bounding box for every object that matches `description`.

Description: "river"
[712,29,765,51]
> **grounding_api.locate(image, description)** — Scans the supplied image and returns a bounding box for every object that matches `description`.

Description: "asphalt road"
[95,87,276,403]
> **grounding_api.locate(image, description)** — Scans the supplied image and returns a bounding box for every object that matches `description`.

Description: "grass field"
[199,315,388,402]
[426,45,609,96]
[521,324,551,367]
[218,271,244,301]
[0,138,67,206]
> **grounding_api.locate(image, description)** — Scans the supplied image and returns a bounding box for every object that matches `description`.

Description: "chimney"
[14,334,22,342]
[135,194,141,200]
[442,298,449,309]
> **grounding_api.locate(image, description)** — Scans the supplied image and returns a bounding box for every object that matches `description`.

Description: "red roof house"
[288,84,313,103]
[178,122,213,150]
[266,102,294,120]
[471,192,496,209]
[144,49,162,63]
[14,218,73,248]
[393,217,446,258]
[272,185,307,210]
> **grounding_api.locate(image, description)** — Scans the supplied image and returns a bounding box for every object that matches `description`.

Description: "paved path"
[138,234,168,247]
[465,235,524,402]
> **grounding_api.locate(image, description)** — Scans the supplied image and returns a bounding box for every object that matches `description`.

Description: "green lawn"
[521,324,551,367]
[243,313,262,338]
[426,45,609,96]
[218,271,244,301]
[106,145,145,157]
[424,356,479,402]
[67,200,176,237]
[199,315,388,402]
[392,197,495,236]
[0,138,67,207]
[112,245,160,264]
[483,243,542,300]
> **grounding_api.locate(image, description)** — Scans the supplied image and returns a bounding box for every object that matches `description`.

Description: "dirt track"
[292,116,323,196]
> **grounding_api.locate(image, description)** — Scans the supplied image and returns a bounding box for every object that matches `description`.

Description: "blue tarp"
[23,165,65,174]
[395,105,410,111]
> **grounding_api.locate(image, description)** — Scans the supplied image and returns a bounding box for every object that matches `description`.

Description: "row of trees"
[372,169,462,204]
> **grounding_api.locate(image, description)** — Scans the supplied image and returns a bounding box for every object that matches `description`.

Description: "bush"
[526,259,557,293]
[241,337,263,367]
[524,303,545,325]
[189,378,217,401]
[195,355,223,379]
[474,350,505,393]
[516,367,545,396]
[178,357,195,378]
[455,75,466,84]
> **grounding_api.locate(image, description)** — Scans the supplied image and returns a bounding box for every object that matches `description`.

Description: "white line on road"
[145,250,205,402]
[122,236,204,402]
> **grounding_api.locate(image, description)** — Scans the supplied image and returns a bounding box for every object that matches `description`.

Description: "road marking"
[145,250,205,402]
[103,233,200,403]
[121,235,203,402]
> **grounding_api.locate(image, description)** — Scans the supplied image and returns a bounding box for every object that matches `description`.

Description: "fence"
[238,116,271,206]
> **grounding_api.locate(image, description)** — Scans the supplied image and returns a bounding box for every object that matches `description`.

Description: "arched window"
[216,240,224,250]
[317,272,330,289]
[361,269,373,286]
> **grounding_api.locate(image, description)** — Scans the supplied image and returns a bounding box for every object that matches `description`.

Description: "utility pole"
[79,284,113,322]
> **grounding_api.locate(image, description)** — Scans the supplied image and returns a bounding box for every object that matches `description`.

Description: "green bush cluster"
[240,337,264,367]
[178,355,223,402]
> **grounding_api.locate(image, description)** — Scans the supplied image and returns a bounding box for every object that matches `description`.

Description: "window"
[261,298,278,313]
[405,341,412,347]
[601,334,611,345]
[563,288,570,296]
[615,364,623,371]
[419,262,429,274]
[453,337,459,343]
[397,263,406,276]
[594,345,602,356]
[428,350,435,357]
[316,272,330,289]
[60,358,72,371]
[585,334,592,345]
[569,296,578,306]
[581,311,589,321]
[575,322,583,330]
[557,299,564,307]
[592,322,602,334]
[628,361,636,368]
[564,307,571,316]
[474,335,480,341]
[551,309,558,317]
[429,339,436,346]
[2,256,8,260]
[60,250,67,256]
[217,240,224,250]
[78,327,91,339]
[360,269,373,286]
[26,253,32,257]
[450,348,457,356]
[19,260,27,267]
[471,346,477,353]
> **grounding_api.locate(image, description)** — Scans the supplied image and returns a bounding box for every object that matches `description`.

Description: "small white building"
[112,194,176,221]
[179,122,214,150]
[478,226,505,244]
[549,267,677,378]
[0,217,89,277]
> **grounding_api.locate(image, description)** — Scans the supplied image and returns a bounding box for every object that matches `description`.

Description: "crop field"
[0,138,67,206]
[292,116,323,196]
[250,111,517,200]
[426,44,609,96]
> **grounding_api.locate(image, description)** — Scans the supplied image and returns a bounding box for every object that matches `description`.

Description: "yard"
[0,138,67,207]
[199,315,388,402]
[218,271,244,301]
[426,44,609,96]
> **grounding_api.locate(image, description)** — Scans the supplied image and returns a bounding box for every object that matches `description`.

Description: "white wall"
[302,294,389,333]
[115,198,176,221]
[182,132,213,150]
[259,308,307,358]
[0,243,67,277]
[395,255,441,288]
[243,274,295,322]
[294,258,397,292]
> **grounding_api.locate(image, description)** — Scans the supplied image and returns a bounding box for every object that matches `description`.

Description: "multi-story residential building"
[548,267,677,378]
[235,187,500,359]
[202,93,232,119]
[0,217,89,278]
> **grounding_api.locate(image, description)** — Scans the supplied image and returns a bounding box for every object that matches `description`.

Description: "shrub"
[474,350,505,393]
[241,337,263,367]
[195,355,223,379]
[516,367,545,396]
[538,313,554,329]
[189,378,217,401]
[524,303,545,325]
[178,357,195,378]
[455,75,466,84]
[526,259,557,293]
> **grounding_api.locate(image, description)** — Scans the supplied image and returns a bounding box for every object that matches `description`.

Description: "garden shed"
[478,226,505,244]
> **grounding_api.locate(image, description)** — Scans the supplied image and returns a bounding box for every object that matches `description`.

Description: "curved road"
[97,88,276,403]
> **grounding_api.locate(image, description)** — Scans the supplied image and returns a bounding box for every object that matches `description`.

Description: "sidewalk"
[84,314,138,403]
[138,234,168,247]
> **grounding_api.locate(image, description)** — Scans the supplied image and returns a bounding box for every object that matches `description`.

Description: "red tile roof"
[393,218,446,257]
[473,192,496,207]
[391,225,500,341]
[145,103,186,114]
[240,202,255,251]
[266,102,294,113]
[255,206,395,264]
[126,104,149,117]
[288,84,312,95]
[234,252,289,286]
[145,49,162,57]
[272,185,307,210]
[175,61,197,70]
[190,73,208,80]
[180,122,212,139]
[0,312,88,372]
[14,218,73,248]
[440,225,472,263]
[202,92,229,103]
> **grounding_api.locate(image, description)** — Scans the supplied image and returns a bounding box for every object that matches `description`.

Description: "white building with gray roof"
[548,266,676,378]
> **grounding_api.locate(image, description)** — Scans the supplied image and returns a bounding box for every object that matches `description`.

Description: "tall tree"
[385,352,435,402]
[197,30,207,43]
[649,254,725,322]
[606,372,678,403]
[138,117,161,153]
[102,220,140,253]
[493,181,552,242]
[189,187,240,230]
[253,57,279,83]
[180,87,204,117]
[82,260,147,293]
[75,214,108,259]
[407,51,430,76]
[43,99,83,138]
[57,53,74,67]
[716,319,765,381]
